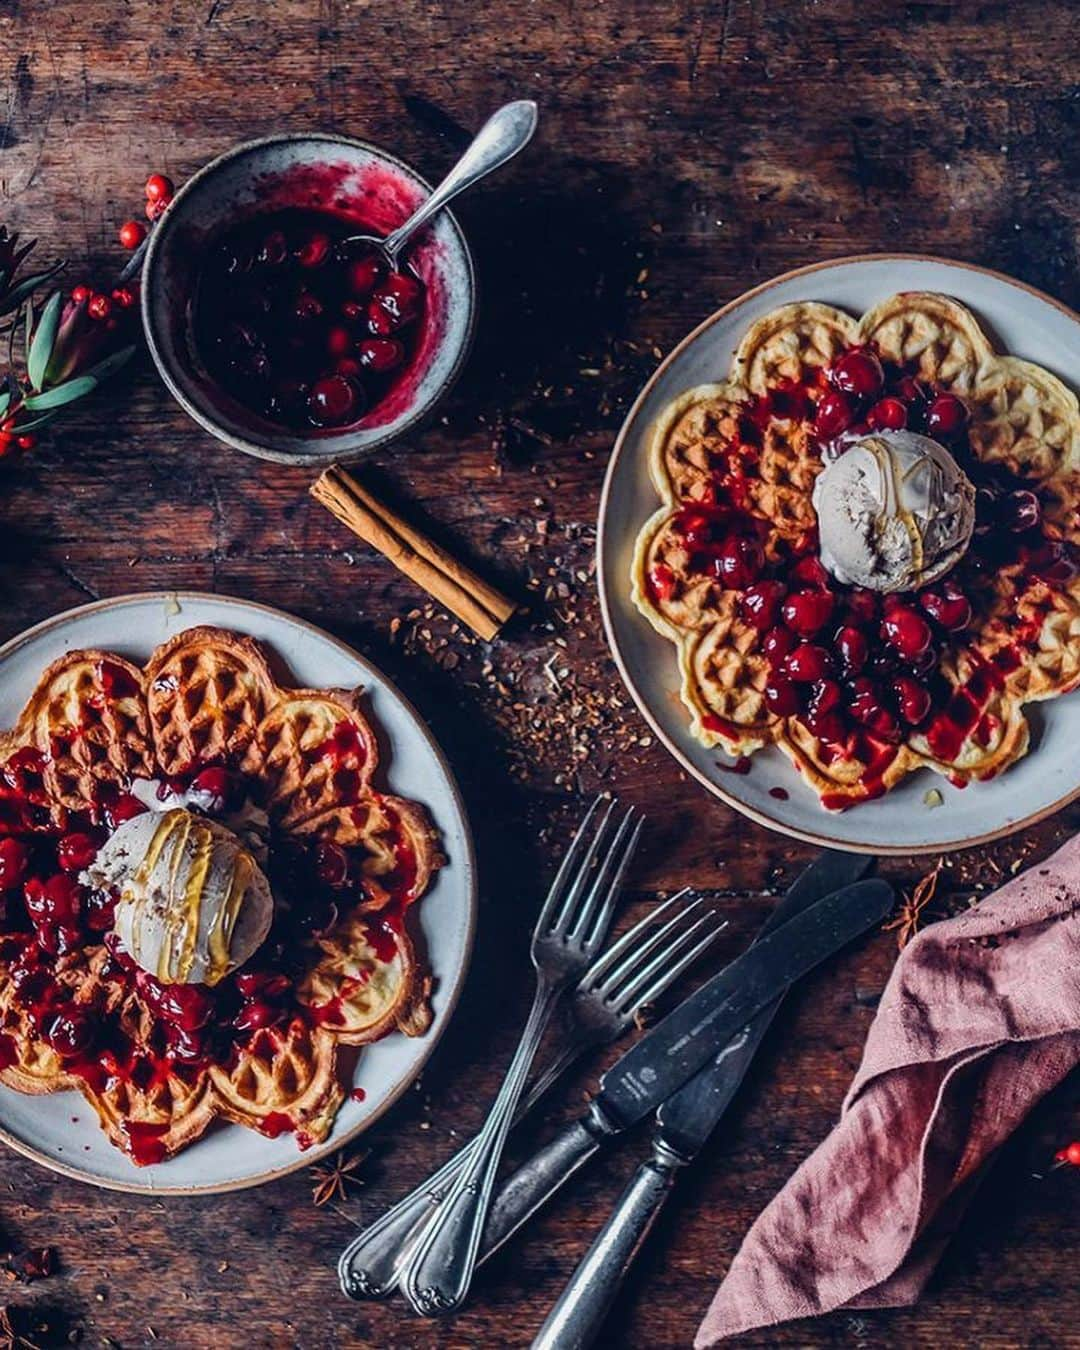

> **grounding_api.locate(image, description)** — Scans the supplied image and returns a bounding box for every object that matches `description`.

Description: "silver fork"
[398,797,642,1316]
[338,888,726,1299]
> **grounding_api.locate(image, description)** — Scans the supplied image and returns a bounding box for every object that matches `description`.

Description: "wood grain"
[0,0,1077,1345]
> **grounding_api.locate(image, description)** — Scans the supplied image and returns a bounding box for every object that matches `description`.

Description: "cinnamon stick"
[311,465,516,641]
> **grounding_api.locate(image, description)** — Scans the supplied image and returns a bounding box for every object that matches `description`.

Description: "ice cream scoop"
[84,808,273,986]
[811,430,975,591]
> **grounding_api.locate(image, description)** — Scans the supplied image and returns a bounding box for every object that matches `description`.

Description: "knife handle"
[479,1117,603,1263]
[531,1147,683,1350]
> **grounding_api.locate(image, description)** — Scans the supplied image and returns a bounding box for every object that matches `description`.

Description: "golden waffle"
[0,626,442,1163]
[633,292,1080,807]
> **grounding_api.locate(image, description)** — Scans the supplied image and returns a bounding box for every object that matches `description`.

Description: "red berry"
[1030,540,1078,585]
[233,1000,282,1032]
[71,284,92,304]
[846,589,879,624]
[882,606,933,660]
[145,196,170,221]
[326,326,353,358]
[111,286,137,310]
[835,625,869,674]
[45,1006,94,1057]
[784,643,832,683]
[307,374,363,427]
[1067,1141,1080,1166]
[918,587,971,632]
[866,397,908,431]
[191,766,230,808]
[814,389,855,440]
[895,375,929,405]
[358,338,405,374]
[764,675,801,717]
[0,433,15,458]
[925,393,969,440]
[57,832,98,873]
[294,291,323,322]
[0,838,29,890]
[347,255,383,298]
[781,589,834,637]
[806,708,846,742]
[365,301,396,337]
[145,173,174,203]
[106,793,148,828]
[849,677,888,727]
[118,220,147,250]
[807,678,842,717]
[155,983,214,1031]
[341,300,364,323]
[762,626,796,663]
[1002,489,1041,533]
[679,509,717,549]
[740,580,786,631]
[27,873,80,923]
[87,294,112,321]
[84,888,117,932]
[166,1024,207,1063]
[315,842,349,889]
[257,230,288,268]
[372,271,423,326]
[892,674,932,725]
[335,357,363,379]
[713,534,764,589]
[829,348,884,399]
[790,556,831,589]
[294,231,332,268]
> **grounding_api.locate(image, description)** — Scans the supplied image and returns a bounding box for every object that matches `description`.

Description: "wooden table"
[0,1,1076,1345]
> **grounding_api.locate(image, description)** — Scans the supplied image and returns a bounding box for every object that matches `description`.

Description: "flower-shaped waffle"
[0,626,440,1164]
[632,293,1080,809]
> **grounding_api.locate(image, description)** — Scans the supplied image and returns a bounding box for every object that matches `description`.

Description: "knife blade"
[592,875,892,1131]
[476,860,886,1266]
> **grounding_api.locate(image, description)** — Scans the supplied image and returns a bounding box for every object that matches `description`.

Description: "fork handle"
[479,1115,607,1261]
[400,981,561,1315]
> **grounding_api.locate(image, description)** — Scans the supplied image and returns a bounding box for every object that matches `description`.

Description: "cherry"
[895,375,929,405]
[781,589,834,636]
[1002,489,1041,533]
[849,677,890,729]
[154,983,214,1031]
[882,606,933,660]
[145,173,174,203]
[146,196,170,221]
[846,588,879,624]
[45,1006,94,1058]
[87,294,112,321]
[762,625,796,663]
[807,678,842,717]
[106,794,148,829]
[294,231,332,268]
[294,291,324,322]
[71,285,92,305]
[919,586,972,632]
[111,286,137,310]
[740,580,786,630]
[365,301,396,338]
[867,397,908,431]
[307,375,363,427]
[835,625,869,673]
[679,509,719,549]
[25,874,80,924]
[83,888,116,932]
[714,534,764,589]
[784,643,832,683]
[119,220,147,250]
[347,254,383,298]
[892,674,932,725]
[814,389,856,440]
[790,556,830,590]
[372,271,423,326]
[103,931,137,970]
[807,711,846,742]
[315,841,349,889]
[336,357,363,379]
[1029,540,1077,585]
[233,1000,283,1032]
[764,675,801,716]
[925,393,969,440]
[341,300,364,323]
[165,1023,207,1063]
[190,765,231,809]
[256,230,288,267]
[234,970,290,999]
[358,338,405,374]
[326,326,353,358]
[57,833,98,874]
[829,348,883,399]
[0,839,29,890]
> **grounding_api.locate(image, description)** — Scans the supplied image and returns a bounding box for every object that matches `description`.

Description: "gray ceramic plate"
[598,254,1080,855]
[0,593,477,1192]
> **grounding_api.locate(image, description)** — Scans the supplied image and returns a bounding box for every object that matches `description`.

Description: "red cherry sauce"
[193,208,427,434]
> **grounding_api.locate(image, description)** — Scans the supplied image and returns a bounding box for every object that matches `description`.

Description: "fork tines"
[540,797,643,952]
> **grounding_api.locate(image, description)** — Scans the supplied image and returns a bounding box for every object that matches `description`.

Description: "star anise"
[310,1149,367,1207]
[0,1305,40,1350]
[884,858,944,950]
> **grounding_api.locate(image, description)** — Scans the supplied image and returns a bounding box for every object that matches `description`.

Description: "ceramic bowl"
[141,133,476,465]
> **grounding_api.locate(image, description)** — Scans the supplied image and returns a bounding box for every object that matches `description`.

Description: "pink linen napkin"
[696,833,1080,1345]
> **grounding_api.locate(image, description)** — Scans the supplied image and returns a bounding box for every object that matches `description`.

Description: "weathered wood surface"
[0,0,1076,1345]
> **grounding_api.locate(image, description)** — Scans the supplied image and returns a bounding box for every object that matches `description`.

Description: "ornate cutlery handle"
[530,1145,685,1350]
[400,982,561,1316]
[338,1040,583,1299]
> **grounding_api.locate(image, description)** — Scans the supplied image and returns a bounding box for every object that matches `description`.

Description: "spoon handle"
[383,100,538,262]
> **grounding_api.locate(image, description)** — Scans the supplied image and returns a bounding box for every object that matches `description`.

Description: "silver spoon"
[344,100,538,268]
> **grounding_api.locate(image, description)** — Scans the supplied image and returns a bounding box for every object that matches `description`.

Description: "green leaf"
[0,390,11,419]
[0,261,65,316]
[10,409,57,433]
[22,376,96,411]
[78,343,136,386]
[23,295,34,372]
[27,291,62,390]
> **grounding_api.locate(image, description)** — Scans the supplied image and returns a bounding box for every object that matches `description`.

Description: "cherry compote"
[194,209,426,432]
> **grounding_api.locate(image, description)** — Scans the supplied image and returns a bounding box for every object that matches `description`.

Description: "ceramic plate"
[598,255,1080,854]
[0,592,477,1192]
